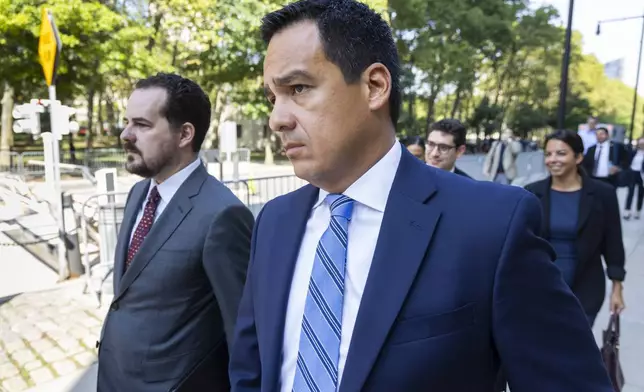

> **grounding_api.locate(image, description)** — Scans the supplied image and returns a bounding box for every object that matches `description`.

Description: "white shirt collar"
[147,157,202,203]
[314,142,401,213]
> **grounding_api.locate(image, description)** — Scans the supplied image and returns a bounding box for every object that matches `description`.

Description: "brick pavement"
[0,281,106,392]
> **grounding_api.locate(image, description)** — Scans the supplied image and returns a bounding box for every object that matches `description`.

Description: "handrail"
[26,160,96,184]
[79,191,128,305]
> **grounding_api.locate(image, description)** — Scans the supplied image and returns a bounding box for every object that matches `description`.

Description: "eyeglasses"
[426,141,456,154]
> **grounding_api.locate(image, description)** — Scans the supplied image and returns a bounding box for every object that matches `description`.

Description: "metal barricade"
[80,191,128,305]
[0,151,22,174]
[20,151,45,177]
[224,174,308,216]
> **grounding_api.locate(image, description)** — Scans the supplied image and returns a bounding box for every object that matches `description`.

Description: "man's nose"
[120,125,134,142]
[269,100,296,133]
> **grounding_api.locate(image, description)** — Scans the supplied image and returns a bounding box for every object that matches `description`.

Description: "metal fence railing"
[223,174,309,216]
[79,191,129,304]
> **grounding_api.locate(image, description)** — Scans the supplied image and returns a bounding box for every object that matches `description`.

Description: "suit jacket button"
[110,302,119,311]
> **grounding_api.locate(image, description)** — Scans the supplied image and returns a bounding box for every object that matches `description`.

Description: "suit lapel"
[529,178,552,238]
[112,166,207,302]
[113,181,149,292]
[260,184,319,390]
[577,177,595,234]
[340,151,441,392]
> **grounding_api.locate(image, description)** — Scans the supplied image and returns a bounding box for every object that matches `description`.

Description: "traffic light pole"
[48,84,69,281]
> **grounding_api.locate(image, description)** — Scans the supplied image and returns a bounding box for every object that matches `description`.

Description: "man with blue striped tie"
[294,194,352,392]
[229,0,614,391]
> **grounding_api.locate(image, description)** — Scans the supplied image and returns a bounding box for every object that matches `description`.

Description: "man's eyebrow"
[127,117,152,124]
[272,70,315,86]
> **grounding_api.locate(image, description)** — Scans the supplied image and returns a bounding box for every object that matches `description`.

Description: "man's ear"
[178,122,196,150]
[362,63,391,114]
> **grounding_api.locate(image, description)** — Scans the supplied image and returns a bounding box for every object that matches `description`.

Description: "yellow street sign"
[38,8,62,86]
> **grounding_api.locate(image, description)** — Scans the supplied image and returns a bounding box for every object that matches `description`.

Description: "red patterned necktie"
[126,186,161,269]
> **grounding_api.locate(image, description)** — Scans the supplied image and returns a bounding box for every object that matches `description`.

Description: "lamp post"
[597,14,644,144]
[557,0,574,130]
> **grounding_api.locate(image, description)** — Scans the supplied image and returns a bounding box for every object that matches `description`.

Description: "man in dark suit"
[582,127,629,187]
[426,118,472,178]
[229,1,613,391]
[97,73,254,391]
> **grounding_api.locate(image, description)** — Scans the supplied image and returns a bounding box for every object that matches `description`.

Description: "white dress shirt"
[631,150,644,172]
[280,142,402,392]
[129,157,202,245]
[593,141,611,178]
[579,129,597,154]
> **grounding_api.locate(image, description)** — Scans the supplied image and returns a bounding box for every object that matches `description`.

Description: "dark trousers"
[625,170,644,211]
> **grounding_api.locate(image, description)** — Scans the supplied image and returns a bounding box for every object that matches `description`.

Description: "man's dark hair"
[260,0,401,126]
[428,119,467,147]
[135,73,211,152]
[596,126,609,135]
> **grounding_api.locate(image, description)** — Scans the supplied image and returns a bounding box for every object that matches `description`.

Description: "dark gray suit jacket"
[97,163,254,392]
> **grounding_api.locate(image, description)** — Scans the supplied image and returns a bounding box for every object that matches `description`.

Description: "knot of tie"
[325,194,354,220]
[148,186,161,205]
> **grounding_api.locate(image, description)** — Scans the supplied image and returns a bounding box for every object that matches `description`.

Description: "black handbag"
[601,314,625,391]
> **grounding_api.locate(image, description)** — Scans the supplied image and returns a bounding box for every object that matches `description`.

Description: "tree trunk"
[451,82,464,118]
[204,87,222,150]
[105,94,118,147]
[171,41,179,68]
[425,78,443,131]
[97,91,104,141]
[493,49,516,107]
[67,133,76,164]
[408,93,415,119]
[147,11,164,52]
[0,83,15,168]
[85,86,96,155]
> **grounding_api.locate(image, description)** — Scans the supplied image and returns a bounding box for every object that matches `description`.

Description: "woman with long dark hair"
[525,130,626,326]
[404,136,425,161]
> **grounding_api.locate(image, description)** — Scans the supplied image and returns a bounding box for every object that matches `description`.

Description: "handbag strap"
[608,314,621,335]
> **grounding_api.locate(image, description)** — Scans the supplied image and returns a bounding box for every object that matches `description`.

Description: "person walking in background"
[582,127,629,188]
[425,118,471,178]
[482,129,522,184]
[97,73,254,392]
[229,0,614,390]
[525,130,626,327]
[624,137,644,220]
[579,115,599,154]
[404,136,425,161]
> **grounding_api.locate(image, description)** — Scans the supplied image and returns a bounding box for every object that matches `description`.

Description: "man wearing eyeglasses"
[483,130,522,185]
[425,119,471,178]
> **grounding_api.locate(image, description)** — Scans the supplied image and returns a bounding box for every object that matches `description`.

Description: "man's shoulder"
[198,175,248,210]
[256,183,316,220]
[438,167,527,198]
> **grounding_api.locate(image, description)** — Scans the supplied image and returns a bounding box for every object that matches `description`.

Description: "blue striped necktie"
[293,194,354,392]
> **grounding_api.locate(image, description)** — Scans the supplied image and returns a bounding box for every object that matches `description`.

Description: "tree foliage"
[1,0,643,150]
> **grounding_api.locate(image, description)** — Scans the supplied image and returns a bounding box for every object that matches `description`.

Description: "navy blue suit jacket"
[230,147,613,391]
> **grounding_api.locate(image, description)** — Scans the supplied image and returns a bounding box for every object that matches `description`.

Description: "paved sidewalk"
[592,208,644,392]
[0,281,106,392]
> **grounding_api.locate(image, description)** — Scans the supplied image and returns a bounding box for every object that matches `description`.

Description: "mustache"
[123,142,140,154]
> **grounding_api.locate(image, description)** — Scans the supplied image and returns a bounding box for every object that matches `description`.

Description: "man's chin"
[125,163,154,178]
